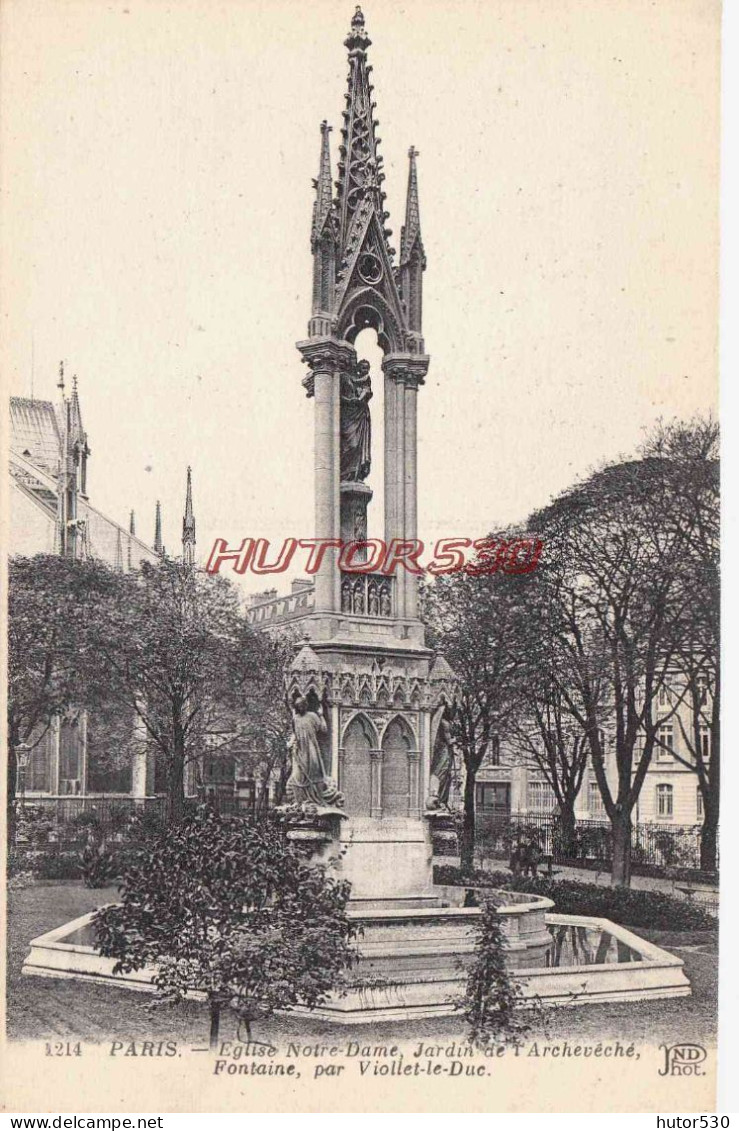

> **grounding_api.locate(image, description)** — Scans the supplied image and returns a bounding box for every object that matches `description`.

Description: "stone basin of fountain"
[21,888,690,1023]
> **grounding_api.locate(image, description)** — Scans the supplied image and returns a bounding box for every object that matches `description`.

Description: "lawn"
[7,881,718,1049]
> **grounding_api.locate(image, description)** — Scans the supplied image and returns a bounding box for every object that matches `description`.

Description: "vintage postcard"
[1,0,723,1116]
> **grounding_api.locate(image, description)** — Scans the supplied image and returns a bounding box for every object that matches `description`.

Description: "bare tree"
[424,568,529,876]
[530,454,697,886]
[642,417,719,871]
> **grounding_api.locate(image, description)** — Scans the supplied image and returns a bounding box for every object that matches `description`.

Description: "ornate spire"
[129,509,136,535]
[154,500,164,555]
[400,146,425,268]
[335,5,391,260]
[398,145,426,341]
[68,374,86,444]
[182,466,196,567]
[299,8,430,362]
[311,121,334,247]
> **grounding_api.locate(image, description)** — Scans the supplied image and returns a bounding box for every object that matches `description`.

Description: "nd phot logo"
[658,1043,707,1077]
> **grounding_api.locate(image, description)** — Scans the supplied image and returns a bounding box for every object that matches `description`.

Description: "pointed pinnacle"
[129,509,136,535]
[184,466,195,522]
[312,121,334,243]
[183,466,196,548]
[401,145,423,265]
[154,500,163,555]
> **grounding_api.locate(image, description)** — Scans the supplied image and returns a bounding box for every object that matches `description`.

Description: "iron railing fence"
[12,791,276,845]
[13,796,716,874]
[475,811,715,873]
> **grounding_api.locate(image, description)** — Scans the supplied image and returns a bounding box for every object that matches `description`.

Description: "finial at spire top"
[57,361,65,394]
[345,4,370,51]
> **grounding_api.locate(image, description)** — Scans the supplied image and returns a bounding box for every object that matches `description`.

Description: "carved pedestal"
[425,809,460,860]
[286,641,459,902]
[278,806,346,870]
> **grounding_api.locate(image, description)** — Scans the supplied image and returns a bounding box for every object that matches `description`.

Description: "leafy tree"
[94,808,357,1046]
[236,633,295,814]
[82,559,288,823]
[7,554,114,827]
[424,566,530,876]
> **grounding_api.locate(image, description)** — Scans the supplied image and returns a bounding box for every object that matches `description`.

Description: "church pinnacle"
[154,500,164,556]
[311,121,334,247]
[399,146,426,338]
[182,465,196,567]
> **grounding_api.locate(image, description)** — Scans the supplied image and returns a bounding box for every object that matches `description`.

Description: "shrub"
[26,818,56,846]
[69,810,102,830]
[107,805,132,833]
[433,866,715,931]
[8,868,36,891]
[15,848,83,881]
[459,896,531,1049]
[125,807,165,841]
[80,839,119,888]
[94,807,357,1047]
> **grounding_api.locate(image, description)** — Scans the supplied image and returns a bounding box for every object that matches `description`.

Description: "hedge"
[9,844,143,883]
[434,866,715,931]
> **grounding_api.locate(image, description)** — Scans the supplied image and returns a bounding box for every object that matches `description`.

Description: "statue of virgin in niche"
[340,359,372,482]
[426,698,457,810]
[286,692,344,810]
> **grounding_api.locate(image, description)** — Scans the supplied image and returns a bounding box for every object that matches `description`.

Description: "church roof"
[9,398,62,476]
[79,498,160,570]
[8,391,159,571]
[290,643,322,673]
[429,653,457,683]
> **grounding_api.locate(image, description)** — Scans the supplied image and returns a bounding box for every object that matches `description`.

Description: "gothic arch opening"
[341,713,376,817]
[381,715,414,816]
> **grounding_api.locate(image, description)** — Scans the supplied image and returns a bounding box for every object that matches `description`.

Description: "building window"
[658,684,670,708]
[697,788,704,820]
[477,783,510,816]
[588,782,606,818]
[696,673,709,706]
[656,722,674,761]
[527,780,556,814]
[699,724,710,761]
[488,735,500,767]
[26,731,53,793]
[656,783,674,819]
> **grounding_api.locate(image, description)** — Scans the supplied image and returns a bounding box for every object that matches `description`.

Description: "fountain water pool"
[21,887,690,1023]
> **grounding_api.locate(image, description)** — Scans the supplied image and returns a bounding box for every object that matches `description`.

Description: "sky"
[2,0,720,592]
